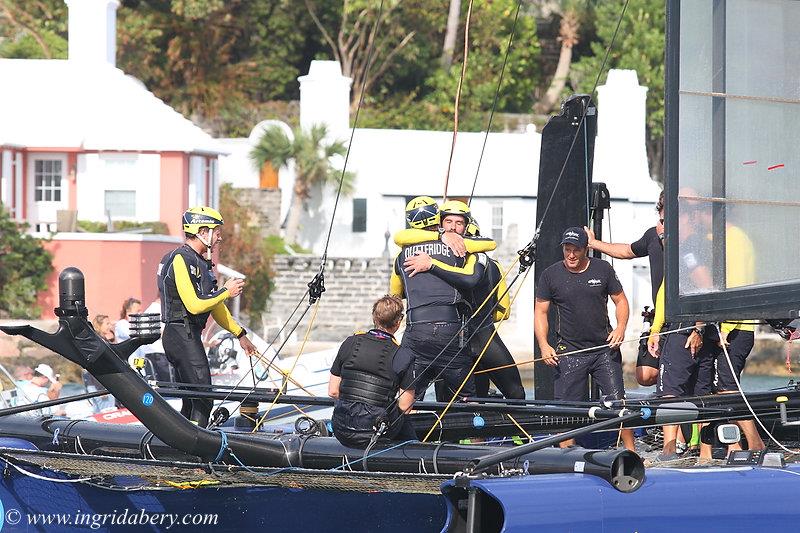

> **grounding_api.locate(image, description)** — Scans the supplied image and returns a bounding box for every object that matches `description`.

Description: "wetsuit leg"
[470,327,525,399]
[162,323,212,427]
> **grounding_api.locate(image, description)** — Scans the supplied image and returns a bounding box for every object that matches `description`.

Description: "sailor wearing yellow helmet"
[390,197,494,401]
[157,206,258,427]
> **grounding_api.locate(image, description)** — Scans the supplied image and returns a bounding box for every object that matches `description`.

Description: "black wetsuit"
[535,259,626,402]
[330,329,417,448]
[391,239,483,400]
[468,255,525,399]
[631,226,664,370]
[158,244,242,427]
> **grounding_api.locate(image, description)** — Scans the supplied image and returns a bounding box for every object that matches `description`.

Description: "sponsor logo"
[403,242,452,259]
[564,230,580,239]
[587,278,602,286]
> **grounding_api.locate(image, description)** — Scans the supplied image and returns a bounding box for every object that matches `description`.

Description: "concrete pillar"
[65,0,119,66]
[298,61,352,141]
[593,69,659,201]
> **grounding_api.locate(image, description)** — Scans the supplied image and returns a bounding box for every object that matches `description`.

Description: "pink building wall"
[37,235,181,320]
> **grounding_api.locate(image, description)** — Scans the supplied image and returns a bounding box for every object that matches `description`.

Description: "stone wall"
[235,188,282,237]
[264,255,394,341]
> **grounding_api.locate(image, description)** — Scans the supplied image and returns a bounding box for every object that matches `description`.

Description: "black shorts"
[636,328,660,370]
[553,349,625,402]
[714,329,755,392]
[657,331,714,397]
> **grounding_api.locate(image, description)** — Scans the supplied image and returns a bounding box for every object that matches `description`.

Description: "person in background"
[15,364,63,416]
[585,191,664,386]
[115,297,142,341]
[92,314,116,343]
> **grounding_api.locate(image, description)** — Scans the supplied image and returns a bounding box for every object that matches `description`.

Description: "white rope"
[715,323,800,455]
[1,457,94,483]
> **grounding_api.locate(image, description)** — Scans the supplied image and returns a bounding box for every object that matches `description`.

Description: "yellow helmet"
[182,206,224,236]
[440,200,471,223]
[405,196,440,229]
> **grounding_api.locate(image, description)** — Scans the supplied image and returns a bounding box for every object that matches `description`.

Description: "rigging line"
[394,267,525,417]
[215,296,313,409]
[468,0,522,206]
[319,0,387,264]
[443,0,475,202]
[532,0,630,237]
[422,266,531,442]
[384,252,522,419]
[474,323,702,375]
[253,300,321,432]
[506,413,533,443]
[715,323,800,455]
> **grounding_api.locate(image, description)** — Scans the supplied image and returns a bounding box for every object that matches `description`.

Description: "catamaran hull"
[0,463,446,532]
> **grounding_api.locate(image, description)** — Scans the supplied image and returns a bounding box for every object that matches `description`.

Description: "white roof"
[346,127,541,198]
[0,59,225,154]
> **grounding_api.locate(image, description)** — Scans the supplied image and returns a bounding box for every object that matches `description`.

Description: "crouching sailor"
[158,206,258,427]
[329,295,417,448]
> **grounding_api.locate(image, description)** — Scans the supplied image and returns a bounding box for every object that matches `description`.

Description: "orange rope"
[442,0,474,201]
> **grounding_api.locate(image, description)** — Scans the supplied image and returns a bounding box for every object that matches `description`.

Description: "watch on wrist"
[693,326,705,336]
[237,327,247,339]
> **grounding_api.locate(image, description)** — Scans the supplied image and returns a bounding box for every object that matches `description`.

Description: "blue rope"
[331,440,416,471]
[213,430,228,463]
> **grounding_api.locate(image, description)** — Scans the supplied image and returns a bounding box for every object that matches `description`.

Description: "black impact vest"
[157,245,219,329]
[397,239,468,315]
[338,332,400,407]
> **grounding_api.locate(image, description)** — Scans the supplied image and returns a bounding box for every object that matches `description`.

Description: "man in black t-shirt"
[328,295,417,449]
[535,227,633,449]
[586,192,664,385]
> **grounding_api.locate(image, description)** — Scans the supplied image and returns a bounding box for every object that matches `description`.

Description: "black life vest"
[396,239,468,314]
[157,245,218,329]
[338,331,400,407]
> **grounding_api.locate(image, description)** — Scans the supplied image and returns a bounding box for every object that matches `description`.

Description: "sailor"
[586,192,664,386]
[698,205,766,452]
[401,206,524,399]
[328,295,417,448]
[157,206,258,427]
[534,227,634,450]
[647,191,715,460]
[389,197,486,401]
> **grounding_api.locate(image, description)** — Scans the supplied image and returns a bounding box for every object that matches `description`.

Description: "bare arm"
[585,226,635,259]
[534,298,559,366]
[608,291,629,347]
[397,389,415,412]
[328,375,341,399]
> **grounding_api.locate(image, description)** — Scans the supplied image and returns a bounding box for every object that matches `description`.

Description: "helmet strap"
[197,228,214,260]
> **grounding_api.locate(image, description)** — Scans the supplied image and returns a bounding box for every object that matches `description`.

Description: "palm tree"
[250,124,355,244]
[533,1,587,115]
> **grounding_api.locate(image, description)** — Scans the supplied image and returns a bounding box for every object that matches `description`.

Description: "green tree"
[249,124,355,244]
[571,0,665,180]
[116,0,330,136]
[0,0,67,58]
[358,0,540,131]
[218,184,274,320]
[0,209,53,318]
